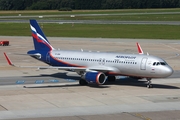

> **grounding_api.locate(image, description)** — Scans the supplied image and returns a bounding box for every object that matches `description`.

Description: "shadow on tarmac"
[24,84,109,89]
[23,72,180,89]
[106,78,180,89]
[24,72,80,80]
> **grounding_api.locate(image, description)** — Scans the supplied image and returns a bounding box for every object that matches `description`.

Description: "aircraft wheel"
[147,84,153,88]
[146,78,153,88]
[79,79,88,86]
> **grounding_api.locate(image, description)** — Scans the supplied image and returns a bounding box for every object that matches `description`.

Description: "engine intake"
[83,72,106,85]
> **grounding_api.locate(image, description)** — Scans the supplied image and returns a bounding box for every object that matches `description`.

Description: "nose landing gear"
[146,78,153,88]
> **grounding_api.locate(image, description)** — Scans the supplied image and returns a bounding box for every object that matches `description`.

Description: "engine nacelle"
[83,72,106,85]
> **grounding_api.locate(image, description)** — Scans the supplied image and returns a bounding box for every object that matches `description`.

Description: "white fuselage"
[47,50,173,78]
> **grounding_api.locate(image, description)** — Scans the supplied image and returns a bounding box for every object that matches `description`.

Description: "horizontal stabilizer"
[28,53,41,59]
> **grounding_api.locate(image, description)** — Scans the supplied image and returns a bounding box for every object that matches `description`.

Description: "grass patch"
[1,8,180,15]
[0,23,180,39]
[1,13,180,21]
[1,8,180,21]
[57,14,180,21]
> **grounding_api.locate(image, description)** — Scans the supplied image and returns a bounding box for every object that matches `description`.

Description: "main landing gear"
[79,79,88,85]
[146,78,153,88]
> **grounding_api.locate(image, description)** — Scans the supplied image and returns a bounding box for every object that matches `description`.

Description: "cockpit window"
[153,62,166,66]
[160,62,166,65]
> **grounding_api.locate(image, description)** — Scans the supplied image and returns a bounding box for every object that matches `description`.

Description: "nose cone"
[163,66,173,77]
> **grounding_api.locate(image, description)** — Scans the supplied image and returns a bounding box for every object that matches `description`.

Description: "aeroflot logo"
[116,55,136,59]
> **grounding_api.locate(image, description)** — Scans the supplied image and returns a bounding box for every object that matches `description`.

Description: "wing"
[4,53,119,73]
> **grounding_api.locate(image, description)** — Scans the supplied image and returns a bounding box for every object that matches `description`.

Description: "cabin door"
[140,58,148,70]
[46,52,50,63]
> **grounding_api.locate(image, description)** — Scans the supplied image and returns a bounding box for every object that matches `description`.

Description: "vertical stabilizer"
[30,20,54,51]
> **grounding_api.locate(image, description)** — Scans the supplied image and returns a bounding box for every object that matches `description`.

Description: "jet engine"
[83,72,106,85]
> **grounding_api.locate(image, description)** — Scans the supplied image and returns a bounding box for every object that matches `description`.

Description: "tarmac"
[0,36,180,120]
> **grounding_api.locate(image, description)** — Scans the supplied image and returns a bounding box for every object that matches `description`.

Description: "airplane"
[4,19,173,88]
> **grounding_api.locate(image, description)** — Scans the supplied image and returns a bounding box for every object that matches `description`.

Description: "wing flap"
[87,66,120,73]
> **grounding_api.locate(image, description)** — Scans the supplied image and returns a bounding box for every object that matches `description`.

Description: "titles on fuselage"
[116,55,136,59]
[55,53,61,55]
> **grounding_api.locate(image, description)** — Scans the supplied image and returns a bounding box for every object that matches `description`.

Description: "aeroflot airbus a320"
[4,20,173,88]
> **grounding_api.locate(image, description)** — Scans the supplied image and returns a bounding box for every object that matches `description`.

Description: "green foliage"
[30,1,49,10]
[0,0,12,10]
[0,0,180,10]
[58,8,72,11]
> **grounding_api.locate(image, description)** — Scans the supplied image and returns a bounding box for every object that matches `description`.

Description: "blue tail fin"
[30,20,54,51]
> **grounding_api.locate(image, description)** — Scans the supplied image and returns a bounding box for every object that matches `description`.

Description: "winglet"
[136,43,144,54]
[4,53,14,66]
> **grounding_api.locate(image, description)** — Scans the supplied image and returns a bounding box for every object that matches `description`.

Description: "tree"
[60,0,73,9]
[11,0,26,10]
[0,0,180,10]
[0,0,13,10]
[30,1,50,10]
[101,0,123,9]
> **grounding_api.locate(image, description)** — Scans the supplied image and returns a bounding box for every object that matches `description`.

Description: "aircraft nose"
[164,67,173,77]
